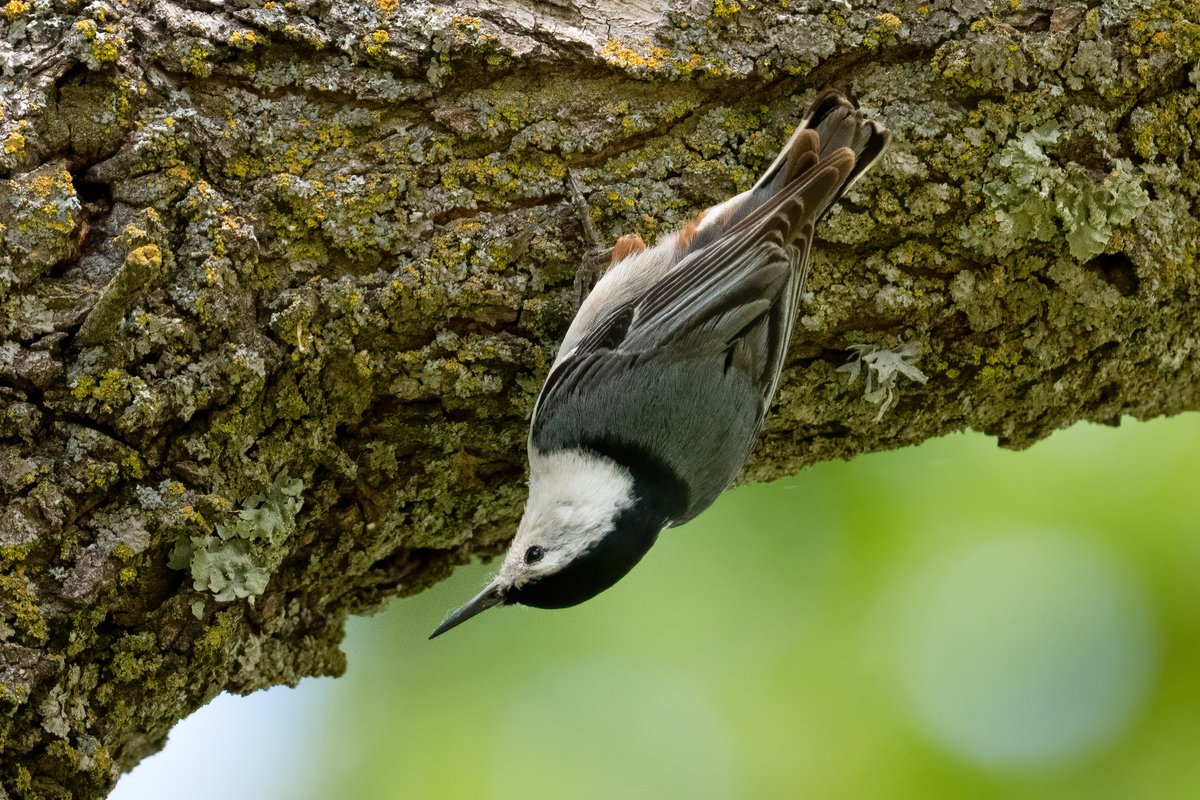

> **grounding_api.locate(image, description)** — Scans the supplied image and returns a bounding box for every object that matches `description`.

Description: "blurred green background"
[114,413,1200,800]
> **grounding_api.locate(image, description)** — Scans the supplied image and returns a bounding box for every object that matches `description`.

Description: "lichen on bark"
[2,0,1199,796]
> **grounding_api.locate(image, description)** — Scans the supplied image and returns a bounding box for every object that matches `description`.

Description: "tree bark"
[2,0,1198,795]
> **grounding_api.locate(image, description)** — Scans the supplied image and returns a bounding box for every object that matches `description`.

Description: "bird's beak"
[429,579,507,639]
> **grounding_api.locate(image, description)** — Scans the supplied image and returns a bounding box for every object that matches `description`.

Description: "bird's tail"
[669,90,888,265]
[754,89,891,211]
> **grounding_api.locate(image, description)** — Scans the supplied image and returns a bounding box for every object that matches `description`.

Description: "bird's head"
[430,448,676,638]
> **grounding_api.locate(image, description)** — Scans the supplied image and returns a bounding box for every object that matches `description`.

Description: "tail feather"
[760,88,891,202]
[780,128,821,190]
[674,89,889,262]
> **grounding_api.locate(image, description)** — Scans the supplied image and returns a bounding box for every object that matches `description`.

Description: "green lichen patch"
[437,149,568,210]
[169,474,305,602]
[1128,92,1200,162]
[420,12,519,86]
[0,562,49,644]
[87,114,193,187]
[971,125,1150,260]
[437,75,704,156]
[108,632,162,684]
[1127,0,1200,80]
[50,76,141,164]
[1066,38,1120,94]
[268,171,406,262]
[65,367,166,442]
[931,20,1033,95]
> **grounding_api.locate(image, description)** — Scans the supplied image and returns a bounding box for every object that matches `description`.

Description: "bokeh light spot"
[890,531,1158,770]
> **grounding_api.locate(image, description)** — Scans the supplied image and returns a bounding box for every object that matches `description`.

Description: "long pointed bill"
[429,580,507,639]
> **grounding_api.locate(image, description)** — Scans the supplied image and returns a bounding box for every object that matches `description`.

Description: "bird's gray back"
[531,347,761,524]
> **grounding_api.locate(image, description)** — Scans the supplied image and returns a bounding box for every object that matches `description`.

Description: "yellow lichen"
[228,30,260,49]
[72,374,97,401]
[121,449,146,479]
[3,132,25,155]
[3,0,29,19]
[599,38,670,72]
[126,244,163,274]
[94,369,131,405]
[73,17,123,62]
[712,0,741,18]
[181,47,213,77]
[863,12,903,50]
[365,28,391,57]
[93,39,120,62]
[0,569,48,642]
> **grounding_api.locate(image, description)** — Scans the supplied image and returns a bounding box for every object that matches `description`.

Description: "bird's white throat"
[500,448,636,581]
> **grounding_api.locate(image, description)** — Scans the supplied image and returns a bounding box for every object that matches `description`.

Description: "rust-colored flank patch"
[610,233,647,265]
[675,207,709,249]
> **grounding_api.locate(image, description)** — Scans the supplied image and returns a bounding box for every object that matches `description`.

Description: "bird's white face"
[429,447,645,637]
[497,448,635,588]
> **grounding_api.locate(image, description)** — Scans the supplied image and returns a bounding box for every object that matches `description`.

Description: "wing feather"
[535,150,855,440]
[528,92,892,517]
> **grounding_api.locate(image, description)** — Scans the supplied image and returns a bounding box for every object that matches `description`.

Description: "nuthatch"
[431,90,890,637]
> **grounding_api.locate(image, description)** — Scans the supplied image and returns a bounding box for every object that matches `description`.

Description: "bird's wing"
[540,153,849,419]
[529,152,855,515]
[624,152,851,350]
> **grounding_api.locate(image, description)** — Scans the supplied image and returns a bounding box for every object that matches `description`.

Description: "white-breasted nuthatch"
[431,89,890,638]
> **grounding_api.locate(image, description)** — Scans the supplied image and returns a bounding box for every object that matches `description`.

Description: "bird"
[430,89,890,638]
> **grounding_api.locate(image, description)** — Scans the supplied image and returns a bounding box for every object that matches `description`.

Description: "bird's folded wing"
[534,153,851,428]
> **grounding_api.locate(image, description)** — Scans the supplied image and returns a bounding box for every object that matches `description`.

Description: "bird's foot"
[567,170,612,308]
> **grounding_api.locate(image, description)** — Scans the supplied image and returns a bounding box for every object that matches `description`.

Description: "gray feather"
[531,90,889,521]
[531,349,761,522]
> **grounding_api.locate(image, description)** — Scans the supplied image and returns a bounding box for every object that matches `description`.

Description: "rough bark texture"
[1,0,1198,795]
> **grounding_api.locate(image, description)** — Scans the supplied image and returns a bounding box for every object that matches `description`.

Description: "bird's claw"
[566,170,612,308]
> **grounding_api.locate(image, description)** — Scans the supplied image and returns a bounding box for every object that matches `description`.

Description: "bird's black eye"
[524,546,544,565]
